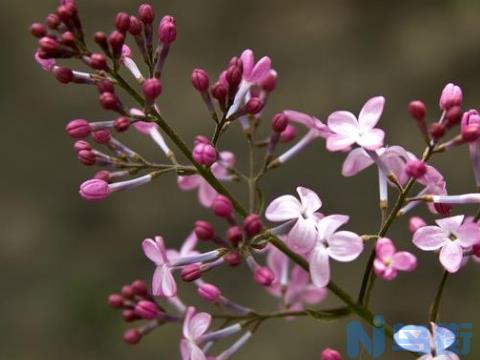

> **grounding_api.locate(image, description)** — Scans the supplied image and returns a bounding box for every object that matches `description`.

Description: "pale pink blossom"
[413,215,480,273]
[180,307,211,360]
[265,187,323,253]
[374,238,417,280]
[327,96,385,152]
[309,215,363,287]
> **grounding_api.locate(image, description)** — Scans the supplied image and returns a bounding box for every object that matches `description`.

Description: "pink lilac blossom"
[373,238,417,280]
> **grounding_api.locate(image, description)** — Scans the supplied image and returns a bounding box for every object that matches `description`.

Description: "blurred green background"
[2,0,480,359]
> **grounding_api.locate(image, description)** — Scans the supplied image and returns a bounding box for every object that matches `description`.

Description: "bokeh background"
[2,0,480,359]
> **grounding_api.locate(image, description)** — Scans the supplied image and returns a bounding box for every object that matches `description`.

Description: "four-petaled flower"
[180,307,211,360]
[374,237,417,280]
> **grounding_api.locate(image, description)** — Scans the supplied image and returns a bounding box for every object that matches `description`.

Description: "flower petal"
[240,49,254,78]
[180,231,199,256]
[326,133,357,152]
[249,56,271,82]
[142,237,166,265]
[456,222,480,248]
[188,312,212,340]
[375,238,396,261]
[328,111,359,135]
[439,242,463,273]
[327,231,363,262]
[342,148,375,176]
[357,128,385,151]
[296,186,322,214]
[160,264,177,297]
[316,214,350,240]
[392,252,417,271]
[432,323,456,354]
[265,195,302,222]
[358,96,385,130]
[413,226,447,250]
[197,182,218,207]
[435,215,464,233]
[394,325,431,354]
[309,245,331,287]
[178,175,202,190]
[287,217,317,253]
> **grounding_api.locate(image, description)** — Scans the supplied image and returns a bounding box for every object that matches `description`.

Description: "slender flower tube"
[121,45,145,82]
[215,332,253,360]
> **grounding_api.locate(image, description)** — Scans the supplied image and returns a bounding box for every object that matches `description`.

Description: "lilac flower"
[309,215,363,287]
[394,323,458,359]
[413,215,480,273]
[374,238,417,280]
[180,307,211,360]
[178,151,236,207]
[265,187,323,253]
[327,96,385,152]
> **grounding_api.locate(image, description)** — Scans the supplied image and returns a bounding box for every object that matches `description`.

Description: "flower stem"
[429,271,449,323]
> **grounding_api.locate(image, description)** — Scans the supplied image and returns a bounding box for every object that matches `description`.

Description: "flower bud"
[212,195,233,218]
[30,23,47,38]
[114,117,130,132]
[227,226,242,246]
[244,214,262,237]
[246,97,264,114]
[115,12,131,33]
[94,31,109,51]
[108,31,125,58]
[408,216,426,234]
[158,16,176,44]
[197,283,221,303]
[57,4,77,22]
[321,348,342,360]
[434,203,453,216]
[408,100,426,122]
[121,285,135,298]
[89,53,107,70]
[61,31,76,47]
[131,280,148,296]
[462,124,480,143]
[428,123,445,140]
[259,70,277,92]
[96,80,115,94]
[194,220,215,241]
[405,160,427,179]
[193,142,218,167]
[54,67,74,84]
[129,16,142,36]
[92,129,112,144]
[122,309,139,322]
[280,124,297,143]
[66,119,90,138]
[439,83,463,111]
[107,294,124,308]
[94,170,110,181]
[99,92,121,111]
[142,78,162,101]
[46,13,61,29]
[461,109,480,130]
[135,300,158,319]
[445,106,462,128]
[226,66,242,89]
[254,266,275,287]
[181,264,202,282]
[224,251,242,266]
[123,329,142,345]
[212,82,227,103]
[473,243,480,257]
[74,140,91,153]
[138,3,155,24]
[79,179,110,201]
[192,68,210,92]
[77,149,96,166]
[39,37,61,57]
[272,113,288,133]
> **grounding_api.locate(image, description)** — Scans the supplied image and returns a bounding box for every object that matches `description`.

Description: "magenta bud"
[46,13,61,29]
[108,31,125,58]
[192,68,210,92]
[408,100,426,122]
[280,124,297,143]
[193,142,218,167]
[129,16,142,36]
[461,109,480,130]
[79,179,110,201]
[94,31,108,49]
[77,150,96,166]
[445,106,462,128]
[61,31,76,47]
[462,124,480,143]
[439,83,463,111]
[92,129,112,144]
[246,97,264,114]
[57,4,76,22]
[244,214,262,237]
[321,348,342,360]
[224,251,242,267]
[38,37,60,57]
[212,195,233,218]
[473,244,480,257]
[115,12,131,33]
[197,283,221,303]
[272,113,288,133]
[254,266,275,287]
[135,300,159,320]
[74,140,91,153]
[428,123,445,140]
[226,65,242,88]
[54,67,74,84]
[97,80,115,94]
[408,216,426,234]
[142,78,162,100]
[99,92,120,111]
[30,23,47,38]
[114,117,130,132]
[138,3,155,24]
[131,280,148,296]
[259,71,277,92]
[212,82,227,103]
[107,294,124,308]
[89,53,107,70]
[405,160,427,179]
[66,119,91,139]
[194,135,210,146]
[123,329,142,345]
[121,285,135,299]
[181,264,202,282]
[227,226,243,246]
[434,203,453,216]
[94,170,110,181]
[158,17,177,44]
[122,309,139,322]
[194,220,215,241]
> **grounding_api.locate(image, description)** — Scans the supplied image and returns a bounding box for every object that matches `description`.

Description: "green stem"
[429,271,449,323]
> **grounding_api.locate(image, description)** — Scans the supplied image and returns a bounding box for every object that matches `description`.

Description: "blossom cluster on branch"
[30,1,480,359]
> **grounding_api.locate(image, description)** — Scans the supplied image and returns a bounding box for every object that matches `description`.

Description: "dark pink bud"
[321,348,342,360]
[138,4,155,24]
[30,23,47,38]
[194,135,210,146]
[121,285,135,299]
[54,67,74,84]
[89,53,107,70]
[193,142,218,167]
[280,124,297,143]
[462,124,480,143]
[461,109,480,130]
[194,220,215,241]
[212,82,227,103]
[158,17,177,44]
[107,294,124,308]
[434,203,453,216]
[96,80,115,94]
[473,243,480,257]
[131,280,148,296]
[181,264,202,282]
[77,150,96,166]
[39,37,60,57]
[259,71,277,92]
[439,83,463,111]
[244,214,262,236]
[46,13,61,29]
[123,329,142,345]
[94,170,110,181]
[74,140,91,153]
[66,119,91,138]
[79,179,110,201]
[212,195,233,218]
[408,216,426,234]
[197,283,221,303]
[226,64,242,88]
[254,266,275,287]
[405,160,427,179]
[227,226,242,246]
[129,16,142,36]
[61,32,76,47]
[57,4,76,22]
[246,97,264,114]
[92,129,112,144]
[445,106,462,128]
[428,123,445,140]
[114,117,130,132]
[160,15,175,24]
[142,78,162,100]
[224,251,241,266]
[122,309,139,322]
[191,68,210,92]
[94,31,109,51]
[229,56,243,70]
[135,300,158,320]
[408,100,426,122]
[272,113,288,133]
[108,31,125,58]
[99,92,120,111]
[115,12,131,33]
